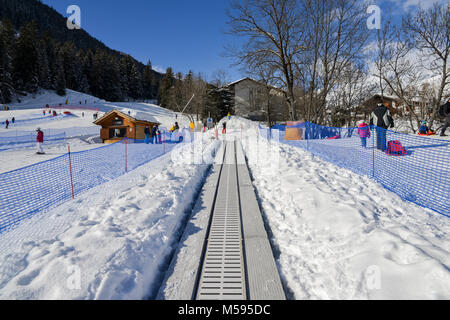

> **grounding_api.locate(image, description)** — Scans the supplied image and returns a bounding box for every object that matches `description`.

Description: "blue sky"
[41,0,244,81]
[41,0,445,82]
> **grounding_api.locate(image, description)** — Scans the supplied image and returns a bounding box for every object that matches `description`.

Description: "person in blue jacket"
[151,125,158,144]
[144,126,150,144]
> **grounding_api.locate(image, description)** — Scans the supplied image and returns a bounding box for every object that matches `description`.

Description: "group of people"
[3,117,15,129]
[357,98,450,151]
[169,122,180,132]
[356,102,394,151]
[144,125,162,144]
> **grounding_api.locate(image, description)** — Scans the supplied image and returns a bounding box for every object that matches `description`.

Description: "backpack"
[385,141,407,156]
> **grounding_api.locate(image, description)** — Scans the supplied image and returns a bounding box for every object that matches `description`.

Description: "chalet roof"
[94,109,160,126]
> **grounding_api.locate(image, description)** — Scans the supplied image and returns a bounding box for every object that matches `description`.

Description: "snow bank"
[0,136,219,300]
[239,126,450,300]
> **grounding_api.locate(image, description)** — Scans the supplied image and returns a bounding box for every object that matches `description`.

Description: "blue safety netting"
[260,122,450,217]
[0,130,188,233]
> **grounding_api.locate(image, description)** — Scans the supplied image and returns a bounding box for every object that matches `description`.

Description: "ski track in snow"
[239,125,450,300]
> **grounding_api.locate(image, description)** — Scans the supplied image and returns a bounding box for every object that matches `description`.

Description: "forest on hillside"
[0,0,162,104]
[0,0,234,122]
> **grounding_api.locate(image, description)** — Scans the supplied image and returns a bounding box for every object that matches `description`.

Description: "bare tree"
[227,0,307,120]
[375,26,424,132]
[403,3,450,128]
[297,0,370,124]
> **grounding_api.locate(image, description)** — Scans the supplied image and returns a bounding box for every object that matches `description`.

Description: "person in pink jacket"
[357,121,371,148]
[36,128,45,154]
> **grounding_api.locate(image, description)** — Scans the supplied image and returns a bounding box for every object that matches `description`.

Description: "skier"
[144,126,151,144]
[222,122,227,135]
[437,98,450,137]
[5,119,9,129]
[370,103,394,151]
[357,121,371,148]
[11,117,15,124]
[36,128,45,155]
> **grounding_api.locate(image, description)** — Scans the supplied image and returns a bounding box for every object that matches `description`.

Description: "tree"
[227,0,306,120]
[55,55,66,96]
[403,3,450,128]
[0,19,15,103]
[159,67,176,109]
[297,0,369,124]
[143,60,155,99]
[13,22,39,93]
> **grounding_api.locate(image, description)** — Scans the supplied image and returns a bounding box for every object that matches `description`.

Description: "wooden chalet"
[94,109,160,144]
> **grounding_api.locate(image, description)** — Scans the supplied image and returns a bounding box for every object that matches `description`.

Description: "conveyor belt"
[157,138,285,301]
[196,141,246,300]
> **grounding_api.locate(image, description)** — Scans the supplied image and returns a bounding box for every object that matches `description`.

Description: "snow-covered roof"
[94,109,160,125]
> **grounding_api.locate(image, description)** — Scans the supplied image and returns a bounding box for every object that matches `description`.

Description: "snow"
[0,87,448,300]
[0,134,219,300]
[0,89,197,174]
[238,122,450,300]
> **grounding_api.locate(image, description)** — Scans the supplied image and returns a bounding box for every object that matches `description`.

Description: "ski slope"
[0,91,448,300]
[237,121,450,300]
[0,134,219,299]
[0,90,196,174]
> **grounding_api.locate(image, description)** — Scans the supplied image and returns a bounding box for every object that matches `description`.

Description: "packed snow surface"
[0,134,219,299]
[237,119,450,300]
[0,89,448,300]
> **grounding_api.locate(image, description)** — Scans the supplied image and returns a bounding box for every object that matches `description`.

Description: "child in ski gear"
[36,128,44,154]
[5,119,9,129]
[222,122,227,134]
[357,122,371,148]
[157,128,162,144]
[419,121,434,135]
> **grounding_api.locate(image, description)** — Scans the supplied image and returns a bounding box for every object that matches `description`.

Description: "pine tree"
[0,19,15,103]
[159,67,175,109]
[143,60,154,100]
[12,22,39,93]
[129,61,143,100]
[90,50,106,98]
[55,56,66,96]
[37,39,52,89]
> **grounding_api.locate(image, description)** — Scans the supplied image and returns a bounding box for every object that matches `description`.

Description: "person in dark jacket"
[370,103,395,151]
[5,119,9,129]
[222,122,227,134]
[144,126,151,144]
[437,99,450,137]
[151,125,158,144]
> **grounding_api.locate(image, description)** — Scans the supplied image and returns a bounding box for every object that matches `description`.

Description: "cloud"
[387,0,447,11]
